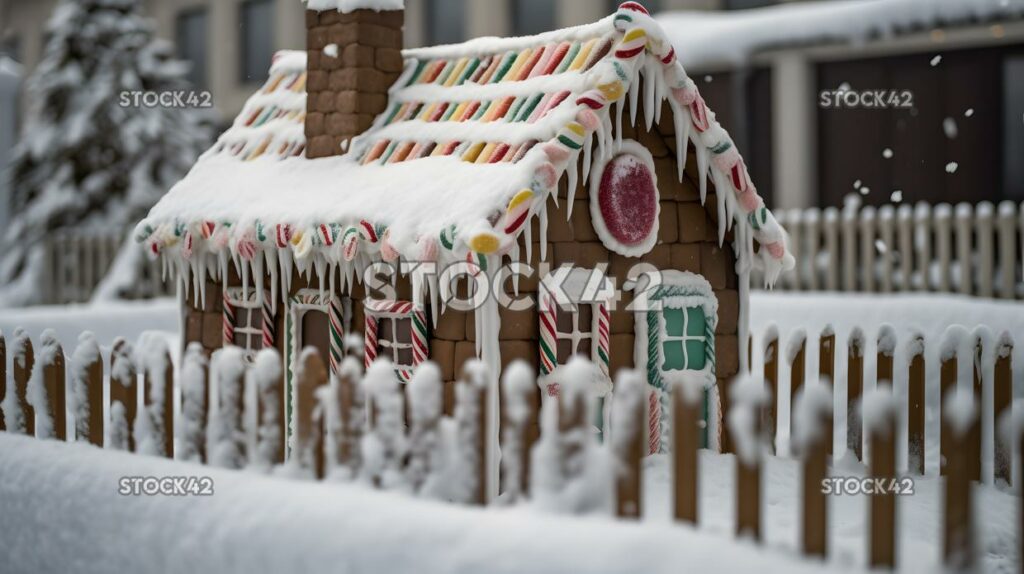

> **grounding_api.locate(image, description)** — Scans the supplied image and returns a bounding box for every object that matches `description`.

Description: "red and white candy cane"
[411,306,428,366]
[649,390,661,454]
[363,313,378,371]
[595,302,610,379]
[261,297,276,349]
[222,291,235,347]
[538,289,558,377]
[329,295,344,375]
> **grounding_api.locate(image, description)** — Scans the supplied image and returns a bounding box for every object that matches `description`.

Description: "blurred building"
[0,0,718,124]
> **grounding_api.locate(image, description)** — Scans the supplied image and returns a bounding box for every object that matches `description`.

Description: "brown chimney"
[304,7,404,159]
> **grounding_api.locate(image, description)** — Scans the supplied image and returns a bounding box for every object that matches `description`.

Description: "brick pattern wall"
[304,9,404,159]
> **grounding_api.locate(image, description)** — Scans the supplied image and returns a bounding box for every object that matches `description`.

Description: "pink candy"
[536,162,558,189]
[737,187,762,213]
[766,241,785,259]
[542,141,571,165]
[576,108,600,131]
[418,236,439,262]
[671,86,696,106]
[710,145,740,173]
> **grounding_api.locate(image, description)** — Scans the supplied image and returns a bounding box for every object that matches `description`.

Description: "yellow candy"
[598,81,625,102]
[469,232,501,255]
[507,189,534,212]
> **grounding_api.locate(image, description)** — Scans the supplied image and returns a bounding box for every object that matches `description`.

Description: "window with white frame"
[658,306,708,372]
[223,287,274,355]
[364,300,429,381]
[538,268,613,378]
[376,314,415,369]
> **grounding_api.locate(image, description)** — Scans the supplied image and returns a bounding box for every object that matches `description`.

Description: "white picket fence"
[759,199,1024,299]
[41,227,171,304]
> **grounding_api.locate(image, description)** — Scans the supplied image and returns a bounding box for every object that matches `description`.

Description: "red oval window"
[591,142,659,256]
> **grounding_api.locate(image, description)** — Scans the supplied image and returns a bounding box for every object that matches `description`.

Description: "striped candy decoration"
[596,303,611,378]
[363,313,378,371]
[135,223,155,242]
[576,89,607,110]
[275,224,292,248]
[261,297,276,349]
[649,389,661,454]
[689,93,711,133]
[538,291,558,376]
[222,291,235,347]
[615,28,647,59]
[556,121,586,151]
[359,220,382,243]
[315,223,338,247]
[748,207,768,231]
[645,310,663,454]
[181,230,194,259]
[329,296,343,375]
[341,226,361,261]
[236,231,257,261]
[200,221,216,240]
[411,306,429,366]
[439,225,457,251]
[504,189,534,235]
[466,251,488,275]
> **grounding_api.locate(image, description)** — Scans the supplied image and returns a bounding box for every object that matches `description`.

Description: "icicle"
[198,255,208,310]
[524,216,533,265]
[429,271,440,327]
[653,67,666,126]
[265,249,279,315]
[539,202,549,262]
[673,105,691,182]
[279,249,294,299]
[315,256,327,298]
[328,262,337,303]
[566,152,579,217]
[597,112,608,162]
[241,256,250,301]
[627,68,641,127]
[696,143,709,204]
[510,243,521,297]
[178,259,191,302]
[643,60,657,131]
[614,100,624,150]
[253,256,264,307]
[714,173,728,246]
[582,132,593,185]
[191,259,201,308]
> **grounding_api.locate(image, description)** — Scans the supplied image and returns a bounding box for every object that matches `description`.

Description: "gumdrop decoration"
[589,140,660,257]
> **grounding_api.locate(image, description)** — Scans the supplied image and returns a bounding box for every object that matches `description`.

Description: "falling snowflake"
[930,55,942,66]
[853,179,862,189]
[860,186,871,196]
[882,148,893,159]
[943,117,958,139]
[946,162,959,174]
[875,239,889,254]
[704,75,713,83]
[965,108,975,117]
[891,190,903,203]
[838,82,851,92]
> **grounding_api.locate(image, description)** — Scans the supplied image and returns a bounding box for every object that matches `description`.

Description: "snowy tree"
[0,0,214,305]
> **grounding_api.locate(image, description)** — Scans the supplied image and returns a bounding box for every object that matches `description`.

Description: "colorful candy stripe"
[411,306,429,365]
[596,302,610,378]
[223,291,235,347]
[329,295,344,375]
[538,290,557,376]
[363,314,378,371]
[262,297,276,349]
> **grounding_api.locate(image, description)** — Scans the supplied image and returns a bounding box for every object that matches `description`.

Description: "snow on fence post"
[177,343,208,463]
[906,333,926,475]
[878,205,895,293]
[362,358,405,489]
[763,328,779,454]
[501,361,537,503]
[842,200,858,292]
[210,346,247,469]
[109,338,137,450]
[729,376,767,541]
[7,328,35,435]
[139,334,173,457]
[818,326,835,456]
[332,357,364,481]
[457,360,490,504]
[788,330,807,454]
[847,328,865,460]
[976,202,995,298]
[785,209,802,290]
[955,203,974,296]
[407,362,442,493]
[968,331,986,484]
[865,386,898,568]
[996,201,1017,299]
[673,373,704,524]
[934,204,954,292]
[914,202,932,291]
[943,389,977,571]
[822,207,840,291]
[71,333,103,446]
[291,348,328,479]
[860,206,877,293]
[993,333,1013,484]
[611,369,645,519]
[30,330,66,440]
[939,326,967,476]
[794,381,832,559]
[897,204,914,291]
[252,348,285,470]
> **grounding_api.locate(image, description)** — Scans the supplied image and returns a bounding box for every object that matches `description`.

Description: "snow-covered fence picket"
[41,227,173,304]
[1,325,1021,571]
[765,199,1024,300]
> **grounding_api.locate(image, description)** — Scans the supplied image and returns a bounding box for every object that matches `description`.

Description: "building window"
[659,307,707,371]
[426,0,466,46]
[364,300,429,382]
[239,0,274,84]
[223,287,276,356]
[554,303,595,363]
[511,0,555,36]
[538,269,613,382]
[176,8,208,89]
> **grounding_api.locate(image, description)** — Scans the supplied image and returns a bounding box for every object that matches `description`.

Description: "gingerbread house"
[136,0,793,452]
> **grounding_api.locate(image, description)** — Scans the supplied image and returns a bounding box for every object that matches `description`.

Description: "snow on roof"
[140,2,794,293]
[656,0,1024,70]
[303,0,404,13]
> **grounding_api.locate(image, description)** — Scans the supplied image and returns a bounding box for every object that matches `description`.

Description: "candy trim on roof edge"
[136,1,794,293]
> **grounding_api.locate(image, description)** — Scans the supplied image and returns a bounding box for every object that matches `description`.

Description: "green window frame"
[658,306,707,372]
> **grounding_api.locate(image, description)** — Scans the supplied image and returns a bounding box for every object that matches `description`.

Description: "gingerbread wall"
[304,8,404,159]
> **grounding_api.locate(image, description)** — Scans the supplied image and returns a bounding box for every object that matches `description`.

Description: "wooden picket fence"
[0,326,1019,570]
[761,199,1024,299]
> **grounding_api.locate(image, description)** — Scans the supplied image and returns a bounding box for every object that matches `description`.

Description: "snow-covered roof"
[656,0,1024,70]
[139,2,793,287]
